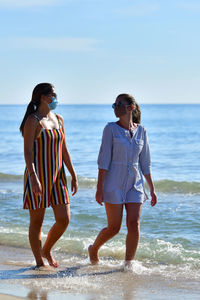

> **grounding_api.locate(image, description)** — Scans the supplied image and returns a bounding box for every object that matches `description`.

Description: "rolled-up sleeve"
[97,124,113,170]
[139,128,151,175]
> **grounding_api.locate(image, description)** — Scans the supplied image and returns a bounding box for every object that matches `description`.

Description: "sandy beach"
[0,245,200,300]
[0,295,25,300]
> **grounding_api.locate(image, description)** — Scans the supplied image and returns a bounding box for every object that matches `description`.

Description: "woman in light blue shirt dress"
[88,94,157,267]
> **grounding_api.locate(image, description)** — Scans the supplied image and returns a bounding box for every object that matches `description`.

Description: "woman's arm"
[96,169,107,206]
[59,115,78,196]
[23,116,42,195]
[139,128,157,206]
[96,124,113,205]
[144,173,157,206]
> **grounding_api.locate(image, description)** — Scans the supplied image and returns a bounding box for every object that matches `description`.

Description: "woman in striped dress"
[20,83,78,269]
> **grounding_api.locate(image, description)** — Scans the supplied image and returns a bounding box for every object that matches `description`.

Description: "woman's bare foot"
[34,264,52,271]
[124,260,133,272]
[124,260,132,267]
[88,245,99,265]
[34,258,46,268]
[42,249,59,268]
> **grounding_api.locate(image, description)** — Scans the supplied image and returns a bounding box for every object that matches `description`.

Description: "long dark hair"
[116,93,141,124]
[19,83,54,135]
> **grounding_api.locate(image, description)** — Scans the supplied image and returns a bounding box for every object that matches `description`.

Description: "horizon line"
[0,102,200,105]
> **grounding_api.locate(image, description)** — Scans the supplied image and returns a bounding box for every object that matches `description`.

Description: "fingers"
[96,199,103,206]
[71,181,78,196]
[95,193,104,206]
[72,189,77,196]
[31,176,42,196]
[33,187,42,196]
[151,194,157,206]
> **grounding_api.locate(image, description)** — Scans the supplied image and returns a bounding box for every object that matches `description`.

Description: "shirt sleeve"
[139,128,151,175]
[97,124,113,170]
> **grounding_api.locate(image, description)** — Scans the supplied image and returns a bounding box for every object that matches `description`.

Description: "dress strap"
[55,114,63,129]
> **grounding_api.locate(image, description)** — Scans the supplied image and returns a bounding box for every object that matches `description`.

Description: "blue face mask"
[48,97,58,110]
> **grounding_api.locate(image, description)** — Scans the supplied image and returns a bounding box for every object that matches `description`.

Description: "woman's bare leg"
[42,204,70,267]
[29,208,46,267]
[88,203,123,264]
[125,203,142,265]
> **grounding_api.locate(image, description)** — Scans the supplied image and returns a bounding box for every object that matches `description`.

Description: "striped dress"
[23,114,69,210]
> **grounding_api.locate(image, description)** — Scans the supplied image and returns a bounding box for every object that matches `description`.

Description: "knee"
[107,225,121,235]
[56,216,70,229]
[30,220,43,231]
[29,223,42,234]
[127,220,140,234]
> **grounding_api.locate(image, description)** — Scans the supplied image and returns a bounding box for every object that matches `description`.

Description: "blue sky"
[0,0,200,104]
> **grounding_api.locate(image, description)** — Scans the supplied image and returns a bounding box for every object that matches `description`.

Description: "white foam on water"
[1,245,200,299]
[0,226,27,235]
[4,260,35,267]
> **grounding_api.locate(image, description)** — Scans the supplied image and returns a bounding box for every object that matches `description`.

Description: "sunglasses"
[112,101,123,109]
[112,101,130,109]
[47,92,57,99]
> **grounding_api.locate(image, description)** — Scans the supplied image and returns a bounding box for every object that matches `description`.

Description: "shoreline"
[0,295,25,300]
[0,245,200,300]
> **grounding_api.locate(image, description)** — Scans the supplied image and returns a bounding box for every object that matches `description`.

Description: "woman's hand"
[30,173,42,195]
[96,189,104,206]
[150,191,157,207]
[144,174,157,207]
[71,178,78,196]
[96,169,106,206]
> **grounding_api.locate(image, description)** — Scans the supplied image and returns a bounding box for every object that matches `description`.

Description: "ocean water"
[0,104,200,296]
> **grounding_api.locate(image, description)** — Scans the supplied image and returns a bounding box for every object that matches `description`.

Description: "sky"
[0,0,200,104]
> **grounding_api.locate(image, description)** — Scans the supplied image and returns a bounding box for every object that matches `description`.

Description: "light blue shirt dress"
[98,122,151,204]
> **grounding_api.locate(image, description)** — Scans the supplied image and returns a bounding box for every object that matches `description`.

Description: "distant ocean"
[0,104,200,298]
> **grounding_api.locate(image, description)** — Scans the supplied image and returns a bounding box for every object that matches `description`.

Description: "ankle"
[36,259,45,267]
[42,246,50,254]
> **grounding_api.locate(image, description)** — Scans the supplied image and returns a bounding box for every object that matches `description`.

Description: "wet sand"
[0,245,200,300]
[0,295,25,300]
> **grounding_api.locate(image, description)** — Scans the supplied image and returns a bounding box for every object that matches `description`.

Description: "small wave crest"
[1,232,200,280]
[0,172,23,182]
[0,172,200,194]
[153,179,200,194]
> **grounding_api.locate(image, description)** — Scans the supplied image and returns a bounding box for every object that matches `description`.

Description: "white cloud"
[0,0,58,7]
[115,1,159,16]
[2,37,98,52]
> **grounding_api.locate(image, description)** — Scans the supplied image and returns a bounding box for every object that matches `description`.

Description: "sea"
[0,104,200,299]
